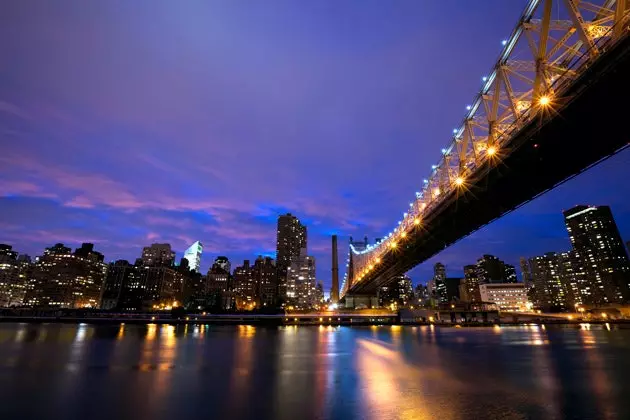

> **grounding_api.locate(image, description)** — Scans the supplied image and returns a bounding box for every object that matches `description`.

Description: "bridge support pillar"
[344,294,379,309]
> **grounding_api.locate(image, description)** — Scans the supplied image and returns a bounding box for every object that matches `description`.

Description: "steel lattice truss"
[341,0,630,299]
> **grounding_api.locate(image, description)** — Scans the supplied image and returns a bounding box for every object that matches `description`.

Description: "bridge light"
[539,95,551,106]
[466,105,472,111]
[487,146,497,156]
[433,188,440,196]
[409,202,413,207]
[390,242,397,249]
[376,257,381,263]
[482,76,488,82]
[401,232,407,238]
[455,176,465,186]
[452,128,457,134]
[431,165,437,170]
[441,148,447,154]
[502,39,507,46]
[423,179,428,184]
[414,218,420,225]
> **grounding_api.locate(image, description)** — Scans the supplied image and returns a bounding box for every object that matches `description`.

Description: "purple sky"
[2,1,630,290]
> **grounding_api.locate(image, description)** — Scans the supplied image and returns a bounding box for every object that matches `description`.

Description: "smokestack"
[331,235,339,303]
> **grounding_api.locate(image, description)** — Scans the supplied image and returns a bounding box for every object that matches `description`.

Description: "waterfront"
[0,324,629,419]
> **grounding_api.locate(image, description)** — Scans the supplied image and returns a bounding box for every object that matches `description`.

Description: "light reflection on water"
[0,324,629,420]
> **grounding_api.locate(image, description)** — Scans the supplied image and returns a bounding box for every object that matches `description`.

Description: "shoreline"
[1,316,629,328]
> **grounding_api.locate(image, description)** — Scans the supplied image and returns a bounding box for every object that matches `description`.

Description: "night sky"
[2,1,630,291]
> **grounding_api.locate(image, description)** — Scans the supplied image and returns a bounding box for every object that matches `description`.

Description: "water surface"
[0,323,628,419]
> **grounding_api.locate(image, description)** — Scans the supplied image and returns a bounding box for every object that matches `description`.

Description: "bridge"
[340,0,630,306]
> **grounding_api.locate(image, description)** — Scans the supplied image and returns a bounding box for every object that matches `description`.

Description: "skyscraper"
[213,256,231,274]
[461,265,481,302]
[476,255,516,284]
[0,244,24,307]
[526,252,569,311]
[233,260,255,309]
[276,213,307,296]
[141,243,176,267]
[286,249,317,310]
[25,243,107,308]
[183,241,203,272]
[564,205,630,304]
[432,263,446,303]
[254,256,277,307]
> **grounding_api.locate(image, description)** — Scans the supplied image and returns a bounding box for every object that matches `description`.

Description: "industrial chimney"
[331,235,339,303]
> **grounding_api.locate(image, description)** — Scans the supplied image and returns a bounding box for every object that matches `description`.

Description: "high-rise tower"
[276,213,307,296]
[183,241,203,272]
[563,205,630,304]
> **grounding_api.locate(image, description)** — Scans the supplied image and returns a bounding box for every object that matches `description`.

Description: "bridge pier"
[344,294,379,309]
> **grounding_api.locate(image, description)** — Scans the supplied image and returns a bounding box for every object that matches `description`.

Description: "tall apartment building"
[254,256,277,308]
[25,243,107,308]
[476,255,517,284]
[286,249,317,310]
[563,205,630,304]
[276,214,307,297]
[140,243,176,267]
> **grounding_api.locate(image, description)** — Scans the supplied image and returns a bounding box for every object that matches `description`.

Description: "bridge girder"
[341,0,630,298]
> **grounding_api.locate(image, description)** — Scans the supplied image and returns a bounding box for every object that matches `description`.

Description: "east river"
[0,322,629,419]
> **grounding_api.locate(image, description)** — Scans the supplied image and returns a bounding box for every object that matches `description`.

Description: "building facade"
[183,241,203,272]
[479,283,529,312]
[564,205,630,304]
[276,214,307,297]
[25,243,107,308]
[476,255,517,284]
[233,260,256,309]
[286,249,317,310]
[141,243,176,267]
[253,256,277,308]
[0,245,27,307]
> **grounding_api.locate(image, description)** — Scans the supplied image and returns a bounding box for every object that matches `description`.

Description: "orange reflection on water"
[579,327,611,415]
[239,325,256,338]
[357,338,452,420]
[116,324,125,341]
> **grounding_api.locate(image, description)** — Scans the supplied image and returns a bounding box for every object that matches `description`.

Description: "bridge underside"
[350,34,630,295]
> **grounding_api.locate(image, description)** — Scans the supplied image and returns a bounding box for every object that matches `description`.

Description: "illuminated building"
[564,205,630,304]
[525,252,569,311]
[233,260,256,309]
[432,263,446,302]
[0,244,27,307]
[183,241,203,272]
[379,275,413,307]
[141,243,175,267]
[25,243,107,308]
[476,255,517,284]
[276,213,307,297]
[479,283,529,312]
[254,256,277,307]
[459,265,481,302]
[286,249,316,309]
[100,260,141,310]
[206,257,233,310]
[213,256,231,274]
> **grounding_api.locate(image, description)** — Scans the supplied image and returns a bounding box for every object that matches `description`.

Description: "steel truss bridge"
[341,0,630,300]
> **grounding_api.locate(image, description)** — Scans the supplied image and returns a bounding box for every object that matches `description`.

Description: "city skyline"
[2,0,630,290]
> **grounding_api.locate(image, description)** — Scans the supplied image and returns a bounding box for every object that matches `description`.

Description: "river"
[0,323,628,419]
